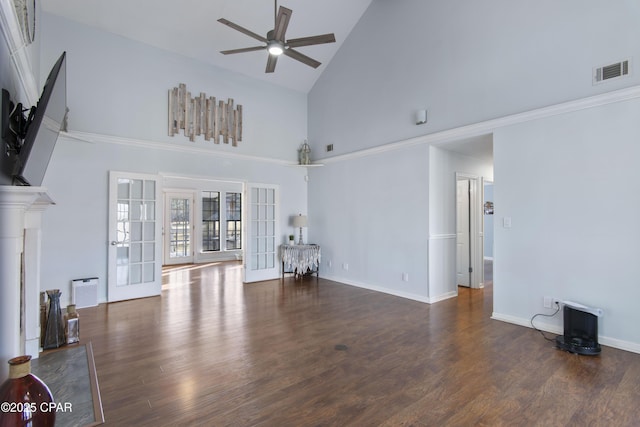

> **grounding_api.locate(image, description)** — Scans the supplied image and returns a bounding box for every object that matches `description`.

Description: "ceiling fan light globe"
[268,41,284,56]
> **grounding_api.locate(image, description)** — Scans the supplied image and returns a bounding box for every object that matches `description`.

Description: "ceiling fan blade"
[283,48,321,69]
[218,18,268,43]
[286,33,336,48]
[220,46,266,55]
[273,6,293,41]
[266,54,278,73]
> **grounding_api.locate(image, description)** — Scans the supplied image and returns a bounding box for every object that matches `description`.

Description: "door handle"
[110,241,121,245]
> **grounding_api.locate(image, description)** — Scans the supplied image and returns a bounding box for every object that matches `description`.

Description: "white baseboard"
[320,275,463,304]
[491,311,640,354]
[321,274,431,303]
[428,291,458,304]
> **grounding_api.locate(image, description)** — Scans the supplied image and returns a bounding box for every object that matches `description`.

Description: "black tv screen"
[15,51,66,186]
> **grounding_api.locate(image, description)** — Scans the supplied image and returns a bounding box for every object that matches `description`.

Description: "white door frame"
[455,173,484,289]
[456,178,471,287]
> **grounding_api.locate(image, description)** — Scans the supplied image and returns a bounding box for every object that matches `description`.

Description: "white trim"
[428,290,458,304]
[319,84,640,164]
[0,0,38,104]
[324,274,460,304]
[321,274,433,304]
[61,131,295,166]
[491,312,640,355]
[160,172,246,186]
[428,233,456,240]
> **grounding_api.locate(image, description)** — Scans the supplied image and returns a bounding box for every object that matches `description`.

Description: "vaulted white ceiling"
[42,0,373,93]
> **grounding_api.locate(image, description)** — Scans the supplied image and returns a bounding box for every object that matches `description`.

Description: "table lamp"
[293,214,307,245]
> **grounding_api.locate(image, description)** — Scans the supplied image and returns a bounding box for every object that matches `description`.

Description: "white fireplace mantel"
[0,185,54,382]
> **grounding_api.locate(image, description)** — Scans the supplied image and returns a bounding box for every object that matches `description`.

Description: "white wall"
[309,0,640,157]
[493,97,640,351]
[36,12,310,306]
[308,144,430,301]
[307,141,492,303]
[41,13,307,162]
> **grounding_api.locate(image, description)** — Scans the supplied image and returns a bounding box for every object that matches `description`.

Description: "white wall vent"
[72,277,99,308]
[593,59,630,85]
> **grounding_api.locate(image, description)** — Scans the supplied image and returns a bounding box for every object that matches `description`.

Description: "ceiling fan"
[217,1,336,73]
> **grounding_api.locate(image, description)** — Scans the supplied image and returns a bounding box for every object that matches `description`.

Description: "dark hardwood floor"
[77,261,640,426]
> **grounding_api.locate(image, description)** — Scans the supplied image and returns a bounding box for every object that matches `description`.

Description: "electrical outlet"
[543,297,552,309]
[553,298,561,307]
[342,263,349,271]
[402,272,409,282]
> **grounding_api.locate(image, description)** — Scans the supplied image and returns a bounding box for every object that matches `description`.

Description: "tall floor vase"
[0,355,55,427]
[43,289,66,350]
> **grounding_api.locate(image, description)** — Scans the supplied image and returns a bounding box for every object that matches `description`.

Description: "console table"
[281,244,321,279]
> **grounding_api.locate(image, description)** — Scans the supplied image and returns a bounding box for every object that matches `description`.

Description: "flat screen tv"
[13,51,67,186]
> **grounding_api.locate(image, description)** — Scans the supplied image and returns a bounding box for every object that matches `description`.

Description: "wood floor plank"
[74,261,640,426]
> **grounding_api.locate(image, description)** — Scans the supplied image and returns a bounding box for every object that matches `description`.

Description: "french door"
[244,183,280,282]
[108,172,162,302]
[164,192,195,265]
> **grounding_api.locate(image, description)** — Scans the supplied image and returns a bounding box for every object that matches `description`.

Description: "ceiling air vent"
[593,59,630,85]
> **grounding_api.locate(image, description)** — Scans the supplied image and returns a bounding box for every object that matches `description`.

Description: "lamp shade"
[293,215,307,227]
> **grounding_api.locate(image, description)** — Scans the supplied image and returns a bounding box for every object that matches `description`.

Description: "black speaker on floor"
[555,301,602,356]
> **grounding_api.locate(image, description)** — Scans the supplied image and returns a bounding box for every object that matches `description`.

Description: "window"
[226,192,241,250]
[202,192,220,252]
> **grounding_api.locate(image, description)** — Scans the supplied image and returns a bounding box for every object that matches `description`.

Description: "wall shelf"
[292,163,324,168]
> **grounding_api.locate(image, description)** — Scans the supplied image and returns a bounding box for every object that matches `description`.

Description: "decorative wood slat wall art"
[168,83,243,146]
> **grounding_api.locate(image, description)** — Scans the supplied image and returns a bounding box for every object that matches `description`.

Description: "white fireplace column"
[0,186,54,382]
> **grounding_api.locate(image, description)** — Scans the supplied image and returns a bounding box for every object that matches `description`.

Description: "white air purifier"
[71,277,98,308]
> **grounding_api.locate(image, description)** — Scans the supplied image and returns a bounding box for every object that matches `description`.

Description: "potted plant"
[288,235,295,245]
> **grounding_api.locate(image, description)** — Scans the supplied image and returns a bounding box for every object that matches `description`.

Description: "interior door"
[456,178,471,287]
[244,183,279,283]
[108,172,162,302]
[164,192,195,265]
[475,177,485,288]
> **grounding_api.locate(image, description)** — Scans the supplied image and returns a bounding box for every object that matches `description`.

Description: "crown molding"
[61,130,295,166]
[0,0,38,104]
[319,84,640,164]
